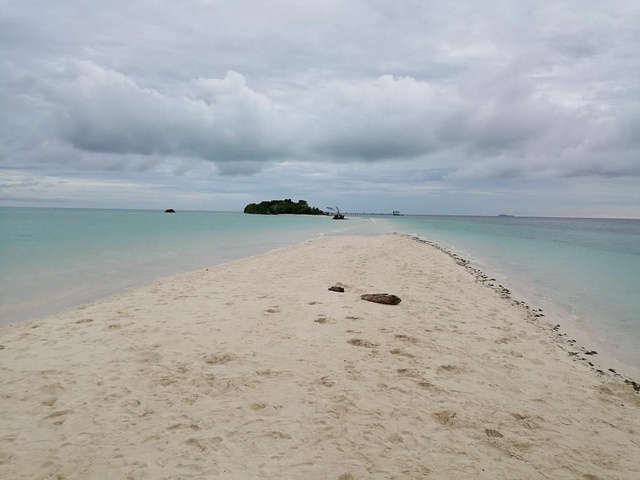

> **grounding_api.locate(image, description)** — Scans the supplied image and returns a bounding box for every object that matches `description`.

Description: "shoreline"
[406,234,640,384]
[5,228,639,382]
[1,234,639,478]
[5,229,640,382]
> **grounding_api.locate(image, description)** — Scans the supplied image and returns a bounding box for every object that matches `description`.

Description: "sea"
[1,208,639,372]
[0,208,391,325]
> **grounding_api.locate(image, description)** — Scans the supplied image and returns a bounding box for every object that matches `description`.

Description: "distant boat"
[326,206,345,220]
[498,214,514,217]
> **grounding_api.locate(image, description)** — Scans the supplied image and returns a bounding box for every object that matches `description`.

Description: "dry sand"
[1,234,639,479]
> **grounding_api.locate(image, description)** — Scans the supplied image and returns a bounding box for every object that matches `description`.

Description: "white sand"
[1,234,638,479]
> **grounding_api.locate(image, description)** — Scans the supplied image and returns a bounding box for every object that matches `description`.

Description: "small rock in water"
[328,286,345,292]
[361,293,402,305]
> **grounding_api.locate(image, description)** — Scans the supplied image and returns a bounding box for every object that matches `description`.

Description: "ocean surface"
[1,208,638,372]
[0,208,391,325]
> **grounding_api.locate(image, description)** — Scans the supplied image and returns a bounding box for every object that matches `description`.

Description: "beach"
[1,234,639,479]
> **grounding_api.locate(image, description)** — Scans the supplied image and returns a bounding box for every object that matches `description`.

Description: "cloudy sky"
[1,0,639,216]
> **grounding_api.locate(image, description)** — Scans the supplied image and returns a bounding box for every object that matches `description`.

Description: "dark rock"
[624,379,640,392]
[584,350,598,355]
[165,209,176,213]
[361,293,402,305]
[328,286,345,293]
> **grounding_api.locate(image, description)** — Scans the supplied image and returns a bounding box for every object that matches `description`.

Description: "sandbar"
[1,234,638,479]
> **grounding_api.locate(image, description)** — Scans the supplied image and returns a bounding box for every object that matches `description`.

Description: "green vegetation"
[243,199,325,215]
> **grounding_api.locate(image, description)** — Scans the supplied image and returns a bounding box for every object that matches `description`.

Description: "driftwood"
[361,293,401,305]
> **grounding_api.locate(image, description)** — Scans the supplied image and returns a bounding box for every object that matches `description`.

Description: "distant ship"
[498,214,514,217]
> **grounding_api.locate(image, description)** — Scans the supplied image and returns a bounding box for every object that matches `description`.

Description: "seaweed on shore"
[403,233,639,390]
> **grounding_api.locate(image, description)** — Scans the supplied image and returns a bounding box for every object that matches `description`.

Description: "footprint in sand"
[495,335,519,344]
[39,383,65,395]
[394,334,419,344]
[390,348,414,358]
[44,409,74,423]
[157,377,177,387]
[397,368,435,389]
[185,438,206,451]
[511,413,538,429]
[203,353,237,365]
[433,411,457,425]
[437,364,465,374]
[347,338,379,348]
[266,431,292,439]
[255,369,284,378]
[315,316,336,325]
[41,397,57,407]
[318,376,335,387]
[167,423,200,431]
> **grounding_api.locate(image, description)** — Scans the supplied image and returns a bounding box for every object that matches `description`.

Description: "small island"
[243,199,325,215]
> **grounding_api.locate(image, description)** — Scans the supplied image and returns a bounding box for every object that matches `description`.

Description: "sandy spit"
[1,234,638,479]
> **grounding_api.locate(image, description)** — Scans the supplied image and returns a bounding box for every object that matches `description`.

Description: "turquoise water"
[0,208,390,324]
[2,208,638,372]
[384,215,640,370]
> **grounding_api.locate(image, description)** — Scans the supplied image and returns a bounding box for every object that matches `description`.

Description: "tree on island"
[243,199,325,215]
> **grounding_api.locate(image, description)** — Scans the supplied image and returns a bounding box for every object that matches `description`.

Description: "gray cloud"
[1,0,639,214]
[39,62,640,182]
[50,62,290,164]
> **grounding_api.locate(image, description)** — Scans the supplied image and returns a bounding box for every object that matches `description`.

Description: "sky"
[1,0,639,217]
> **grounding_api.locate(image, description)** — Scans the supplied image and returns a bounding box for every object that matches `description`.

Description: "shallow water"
[0,208,390,324]
[384,215,640,370]
[2,208,638,372]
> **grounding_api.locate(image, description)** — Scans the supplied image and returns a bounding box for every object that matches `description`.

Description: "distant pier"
[343,211,404,216]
